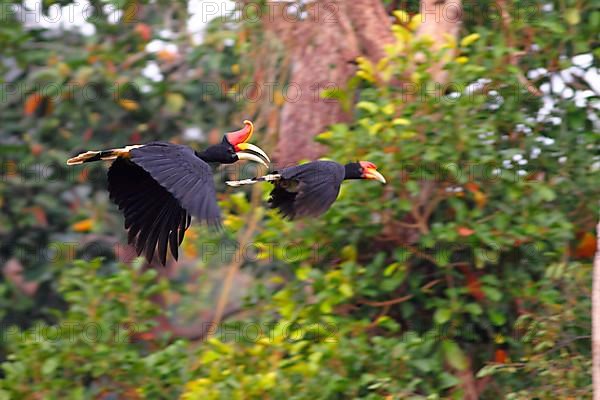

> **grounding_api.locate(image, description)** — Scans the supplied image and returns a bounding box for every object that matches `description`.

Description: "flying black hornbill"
[67,121,270,265]
[226,160,386,219]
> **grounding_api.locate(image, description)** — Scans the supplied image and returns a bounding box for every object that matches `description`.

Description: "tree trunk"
[416,0,463,83]
[268,0,462,165]
[273,0,394,165]
[276,1,359,166]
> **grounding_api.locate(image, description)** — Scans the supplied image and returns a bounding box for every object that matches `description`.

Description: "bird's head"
[202,120,270,167]
[344,161,387,184]
[224,120,270,167]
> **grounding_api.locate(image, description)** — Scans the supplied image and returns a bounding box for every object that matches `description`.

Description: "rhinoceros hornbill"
[67,121,269,265]
[226,160,386,219]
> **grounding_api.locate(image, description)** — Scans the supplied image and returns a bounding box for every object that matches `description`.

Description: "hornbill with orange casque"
[226,160,386,219]
[67,121,269,265]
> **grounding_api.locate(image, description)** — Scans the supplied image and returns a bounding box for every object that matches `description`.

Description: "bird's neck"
[344,162,363,180]
[195,149,219,163]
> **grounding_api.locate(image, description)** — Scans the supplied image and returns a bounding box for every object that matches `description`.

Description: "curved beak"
[236,151,269,168]
[236,142,271,163]
[364,168,387,184]
[225,120,271,167]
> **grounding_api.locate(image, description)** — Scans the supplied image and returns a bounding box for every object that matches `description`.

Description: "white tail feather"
[66,145,144,165]
[226,174,281,187]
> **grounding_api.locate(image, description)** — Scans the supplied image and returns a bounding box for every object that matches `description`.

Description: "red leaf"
[494,348,508,363]
[24,93,43,116]
[457,264,485,301]
[457,227,475,236]
[135,23,152,41]
[575,232,597,259]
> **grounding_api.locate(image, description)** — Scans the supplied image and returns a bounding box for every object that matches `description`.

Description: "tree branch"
[207,182,264,338]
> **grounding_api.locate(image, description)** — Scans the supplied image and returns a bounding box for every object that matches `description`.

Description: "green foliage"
[178,9,598,399]
[0,0,244,326]
[0,258,189,398]
[478,262,592,398]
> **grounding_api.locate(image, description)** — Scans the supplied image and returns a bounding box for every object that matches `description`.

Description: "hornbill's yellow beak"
[226,120,270,168]
[236,143,270,163]
[359,161,387,184]
[364,168,387,184]
[236,151,269,168]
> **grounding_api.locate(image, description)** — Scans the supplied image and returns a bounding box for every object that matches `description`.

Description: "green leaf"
[476,364,503,378]
[434,308,452,325]
[296,265,311,281]
[165,93,185,114]
[438,371,461,389]
[565,8,580,25]
[537,186,556,201]
[465,303,483,316]
[341,245,357,262]
[460,33,481,47]
[384,262,399,276]
[488,310,507,326]
[321,87,344,101]
[381,267,407,292]
[41,358,58,376]
[339,283,354,297]
[412,358,434,372]
[356,101,379,114]
[442,340,468,371]
[482,286,502,302]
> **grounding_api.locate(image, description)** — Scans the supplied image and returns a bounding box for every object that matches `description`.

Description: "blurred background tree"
[0,0,598,398]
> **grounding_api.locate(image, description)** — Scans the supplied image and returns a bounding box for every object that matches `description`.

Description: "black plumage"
[107,157,191,265]
[226,160,386,220]
[129,143,222,227]
[269,161,346,219]
[67,120,270,265]
[106,143,221,265]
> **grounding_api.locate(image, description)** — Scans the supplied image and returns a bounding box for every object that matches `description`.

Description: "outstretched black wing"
[268,161,345,219]
[107,142,220,265]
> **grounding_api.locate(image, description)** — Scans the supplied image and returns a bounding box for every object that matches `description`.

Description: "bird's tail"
[67,145,144,165]
[226,174,281,187]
